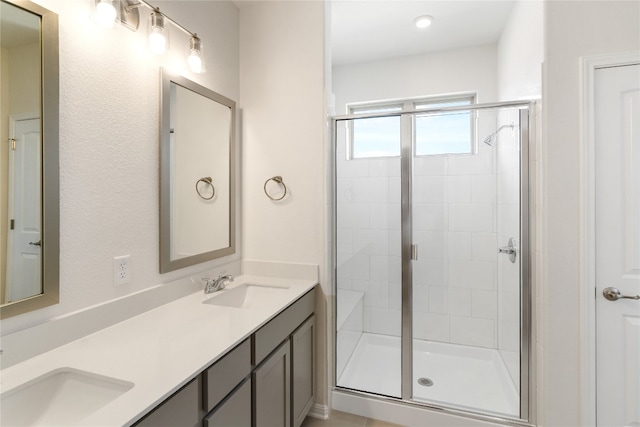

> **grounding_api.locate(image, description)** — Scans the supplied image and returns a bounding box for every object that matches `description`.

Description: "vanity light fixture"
[414,15,434,29]
[92,0,205,73]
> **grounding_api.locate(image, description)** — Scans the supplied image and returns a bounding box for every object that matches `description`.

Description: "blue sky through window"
[349,96,474,159]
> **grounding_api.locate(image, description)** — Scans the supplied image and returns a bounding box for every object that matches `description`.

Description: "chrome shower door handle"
[602,287,640,301]
[498,238,517,263]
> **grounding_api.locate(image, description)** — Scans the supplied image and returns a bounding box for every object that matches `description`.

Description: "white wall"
[239,1,325,267]
[1,0,240,334]
[238,0,328,406]
[333,44,498,112]
[497,0,544,101]
[542,1,639,425]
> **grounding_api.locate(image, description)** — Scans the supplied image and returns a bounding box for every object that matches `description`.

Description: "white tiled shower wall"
[336,113,515,350]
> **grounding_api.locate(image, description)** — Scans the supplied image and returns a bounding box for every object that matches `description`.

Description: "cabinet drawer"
[203,338,251,412]
[135,377,201,427]
[203,378,252,427]
[253,289,315,365]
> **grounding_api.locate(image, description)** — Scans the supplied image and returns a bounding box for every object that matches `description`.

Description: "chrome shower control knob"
[498,238,517,263]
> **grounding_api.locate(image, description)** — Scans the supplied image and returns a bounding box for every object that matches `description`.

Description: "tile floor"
[302,410,406,427]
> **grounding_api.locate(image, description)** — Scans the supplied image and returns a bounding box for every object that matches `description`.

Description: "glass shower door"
[410,106,525,418]
[335,116,403,398]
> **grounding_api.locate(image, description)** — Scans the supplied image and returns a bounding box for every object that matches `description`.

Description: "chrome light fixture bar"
[93,0,205,73]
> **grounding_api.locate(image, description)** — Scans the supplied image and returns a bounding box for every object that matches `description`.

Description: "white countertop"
[0,275,317,426]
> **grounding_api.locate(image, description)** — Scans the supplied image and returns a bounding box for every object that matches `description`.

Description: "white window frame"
[346,93,476,160]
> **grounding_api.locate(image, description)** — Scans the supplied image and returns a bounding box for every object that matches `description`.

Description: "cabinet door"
[291,315,315,427]
[204,378,252,427]
[254,340,290,427]
[135,377,201,427]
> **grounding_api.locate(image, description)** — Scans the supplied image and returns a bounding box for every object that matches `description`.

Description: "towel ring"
[264,176,287,201]
[196,177,215,200]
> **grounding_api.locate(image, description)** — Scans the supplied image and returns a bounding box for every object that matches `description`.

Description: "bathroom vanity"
[135,287,316,427]
[0,275,317,427]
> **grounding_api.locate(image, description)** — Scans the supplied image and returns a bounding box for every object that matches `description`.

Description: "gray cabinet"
[204,379,252,427]
[254,294,316,427]
[254,341,291,427]
[291,315,315,427]
[135,377,202,427]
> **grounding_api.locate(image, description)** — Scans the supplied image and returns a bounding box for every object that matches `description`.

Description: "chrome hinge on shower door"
[411,244,418,260]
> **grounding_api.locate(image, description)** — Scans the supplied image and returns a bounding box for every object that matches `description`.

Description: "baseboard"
[307,403,330,420]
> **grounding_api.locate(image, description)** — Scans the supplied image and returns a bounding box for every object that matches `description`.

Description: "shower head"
[483,122,515,146]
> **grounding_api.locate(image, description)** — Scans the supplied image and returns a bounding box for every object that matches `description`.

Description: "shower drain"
[417,377,434,387]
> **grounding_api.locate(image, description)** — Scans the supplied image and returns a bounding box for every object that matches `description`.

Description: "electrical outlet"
[113,255,131,285]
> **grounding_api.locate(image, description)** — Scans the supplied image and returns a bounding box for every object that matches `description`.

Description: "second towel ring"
[264,176,287,201]
[196,177,215,200]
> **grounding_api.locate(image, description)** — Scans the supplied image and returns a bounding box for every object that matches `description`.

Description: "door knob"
[602,287,640,301]
[29,240,42,247]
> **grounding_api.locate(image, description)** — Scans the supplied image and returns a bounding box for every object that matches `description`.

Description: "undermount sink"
[203,283,289,309]
[0,368,134,426]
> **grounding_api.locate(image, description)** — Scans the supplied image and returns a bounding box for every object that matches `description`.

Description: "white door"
[6,116,42,302]
[595,63,640,427]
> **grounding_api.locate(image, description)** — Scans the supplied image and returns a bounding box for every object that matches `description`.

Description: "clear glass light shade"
[187,36,205,73]
[148,12,169,55]
[95,0,118,28]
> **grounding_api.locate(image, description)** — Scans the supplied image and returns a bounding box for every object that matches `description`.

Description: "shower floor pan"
[337,333,519,417]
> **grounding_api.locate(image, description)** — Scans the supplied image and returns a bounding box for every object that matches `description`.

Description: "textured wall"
[2,0,240,334]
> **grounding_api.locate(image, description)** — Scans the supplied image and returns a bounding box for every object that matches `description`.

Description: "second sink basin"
[203,283,289,309]
[0,368,134,426]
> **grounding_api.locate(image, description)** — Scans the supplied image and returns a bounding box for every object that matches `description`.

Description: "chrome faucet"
[203,272,234,294]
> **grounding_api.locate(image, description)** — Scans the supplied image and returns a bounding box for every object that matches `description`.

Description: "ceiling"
[331,1,516,66]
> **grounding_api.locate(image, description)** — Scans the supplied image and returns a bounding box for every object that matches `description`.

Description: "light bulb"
[148,11,167,55]
[149,28,166,54]
[188,51,202,73]
[95,0,117,28]
[187,36,204,73]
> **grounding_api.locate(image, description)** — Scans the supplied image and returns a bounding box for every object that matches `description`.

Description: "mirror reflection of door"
[5,115,42,302]
[1,0,43,304]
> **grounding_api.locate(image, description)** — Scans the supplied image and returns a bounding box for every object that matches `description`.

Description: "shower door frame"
[331,100,535,425]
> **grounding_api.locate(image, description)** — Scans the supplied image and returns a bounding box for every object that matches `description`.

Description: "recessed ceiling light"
[414,15,433,29]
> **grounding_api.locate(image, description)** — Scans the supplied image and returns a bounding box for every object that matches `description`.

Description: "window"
[414,96,475,156]
[347,94,476,159]
[348,104,402,159]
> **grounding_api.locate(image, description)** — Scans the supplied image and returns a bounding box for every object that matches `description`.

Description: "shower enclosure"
[332,101,532,424]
